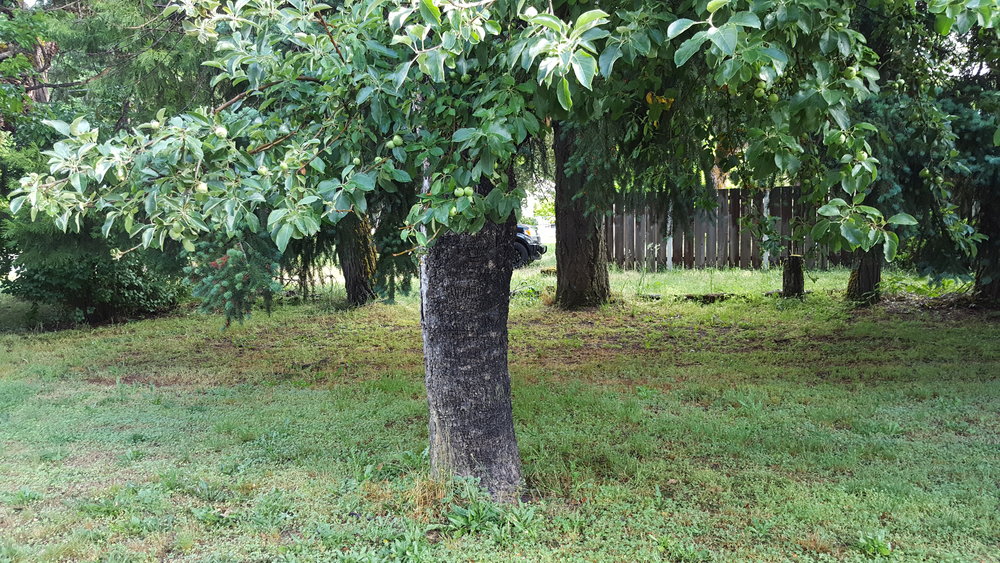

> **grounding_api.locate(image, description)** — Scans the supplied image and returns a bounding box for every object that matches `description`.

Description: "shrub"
[1,218,183,324]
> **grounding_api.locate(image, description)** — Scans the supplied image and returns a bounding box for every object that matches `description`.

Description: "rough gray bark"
[783,255,804,297]
[974,196,1000,306]
[847,247,882,303]
[554,122,610,308]
[419,182,522,501]
[336,212,377,306]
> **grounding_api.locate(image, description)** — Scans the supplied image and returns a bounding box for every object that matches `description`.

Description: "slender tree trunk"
[554,123,610,308]
[846,247,882,303]
[783,255,804,297]
[420,182,521,501]
[974,196,1000,306]
[336,212,377,306]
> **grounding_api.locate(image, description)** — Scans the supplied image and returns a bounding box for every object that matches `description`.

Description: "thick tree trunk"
[419,189,521,501]
[974,196,1000,306]
[554,123,610,308]
[782,255,804,297]
[846,247,882,303]
[336,212,377,306]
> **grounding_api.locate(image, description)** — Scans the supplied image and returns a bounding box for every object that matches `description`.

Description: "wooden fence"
[603,187,851,270]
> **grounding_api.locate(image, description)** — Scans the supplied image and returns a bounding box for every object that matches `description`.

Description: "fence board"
[603,188,850,270]
[671,223,683,269]
[716,195,728,268]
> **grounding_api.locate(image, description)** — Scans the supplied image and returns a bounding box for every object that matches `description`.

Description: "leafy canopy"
[10,0,998,261]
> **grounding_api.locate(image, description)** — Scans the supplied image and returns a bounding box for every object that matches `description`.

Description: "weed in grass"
[113,514,171,536]
[191,506,239,527]
[0,542,22,563]
[650,535,712,562]
[444,501,503,538]
[118,449,146,463]
[38,448,68,463]
[311,521,354,547]
[857,529,894,558]
[249,488,296,530]
[4,487,43,508]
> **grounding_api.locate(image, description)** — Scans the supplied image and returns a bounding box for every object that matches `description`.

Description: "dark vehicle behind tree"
[513,224,546,268]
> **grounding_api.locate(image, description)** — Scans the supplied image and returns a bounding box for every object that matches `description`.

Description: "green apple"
[352,157,361,166]
[392,134,403,146]
[463,187,474,197]
[454,188,464,197]
[214,126,228,138]
[754,88,766,99]
[195,182,209,194]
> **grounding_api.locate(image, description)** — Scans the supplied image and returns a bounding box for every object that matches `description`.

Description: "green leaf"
[453,128,479,143]
[993,128,1000,147]
[356,86,375,105]
[840,222,864,247]
[391,60,414,91]
[101,214,116,238]
[557,77,573,111]
[598,44,622,77]
[9,196,25,215]
[674,32,707,66]
[817,204,841,217]
[419,50,446,82]
[727,12,761,28]
[887,212,917,226]
[419,0,441,26]
[267,208,289,228]
[354,172,376,192]
[571,51,597,90]
[275,223,295,253]
[42,120,72,137]
[828,106,851,130]
[529,14,564,33]
[573,10,609,35]
[811,219,831,239]
[707,0,729,14]
[883,231,899,261]
[760,47,788,65]
[934,14,954,35]
[667,18,697,39]
[707,26,738,56]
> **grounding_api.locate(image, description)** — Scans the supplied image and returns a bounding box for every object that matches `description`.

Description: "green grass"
[0,263,998,561]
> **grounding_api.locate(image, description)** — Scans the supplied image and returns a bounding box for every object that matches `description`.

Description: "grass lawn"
[1,259,998,561]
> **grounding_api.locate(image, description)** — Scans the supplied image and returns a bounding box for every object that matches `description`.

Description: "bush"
[2,218,184,324]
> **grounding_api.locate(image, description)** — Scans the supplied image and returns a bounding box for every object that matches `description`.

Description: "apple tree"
[11,0,999,498]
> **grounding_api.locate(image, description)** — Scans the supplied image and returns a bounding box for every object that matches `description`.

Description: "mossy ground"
[1,257,997,561]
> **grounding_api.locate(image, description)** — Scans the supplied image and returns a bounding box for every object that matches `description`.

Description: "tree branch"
[212,76,323,114]
[24,67,111,91]
[315,12,347,65]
